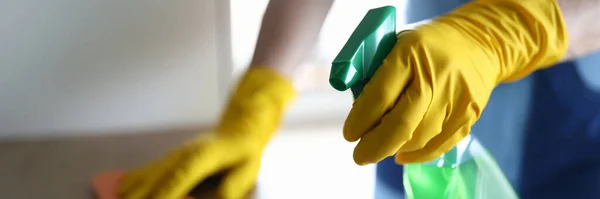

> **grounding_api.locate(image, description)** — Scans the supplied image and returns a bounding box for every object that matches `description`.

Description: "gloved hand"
[344,0,568,165]
[117,67,295,199]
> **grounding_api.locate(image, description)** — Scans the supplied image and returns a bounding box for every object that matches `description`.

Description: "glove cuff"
[216,66,296,143]
[437,0,569,82]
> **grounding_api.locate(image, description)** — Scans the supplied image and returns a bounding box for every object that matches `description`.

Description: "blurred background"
[0,0,407,198]
[0,0,407,138]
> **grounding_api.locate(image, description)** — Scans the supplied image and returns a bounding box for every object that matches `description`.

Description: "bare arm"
[558,0,600,60]
[250,0,334,79]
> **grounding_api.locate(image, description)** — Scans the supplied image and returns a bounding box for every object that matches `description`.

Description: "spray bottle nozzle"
[329,6,397,98]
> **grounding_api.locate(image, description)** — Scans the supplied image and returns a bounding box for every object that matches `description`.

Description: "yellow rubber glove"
[343,0,568,165]
[117,66,295,199]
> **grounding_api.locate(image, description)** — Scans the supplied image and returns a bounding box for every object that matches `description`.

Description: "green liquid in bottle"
[403,136,519,199]
[404,159,478,199]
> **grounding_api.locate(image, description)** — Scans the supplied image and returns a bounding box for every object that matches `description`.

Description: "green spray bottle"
[329,6,518,199]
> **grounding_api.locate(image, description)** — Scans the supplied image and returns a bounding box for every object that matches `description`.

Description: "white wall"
[0,0,412,138]
[0,0,231,137]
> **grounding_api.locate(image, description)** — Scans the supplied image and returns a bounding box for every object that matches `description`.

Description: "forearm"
[251,0,334,79]
[558,0,600,60]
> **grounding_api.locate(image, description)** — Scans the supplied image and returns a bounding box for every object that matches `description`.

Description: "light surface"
[256,127,376,199]
[0,125,375,198]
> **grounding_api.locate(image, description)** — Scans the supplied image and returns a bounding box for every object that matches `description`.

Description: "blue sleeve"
[575,52,600,92]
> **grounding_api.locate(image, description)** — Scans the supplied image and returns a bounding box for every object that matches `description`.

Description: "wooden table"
[0,126,376,199]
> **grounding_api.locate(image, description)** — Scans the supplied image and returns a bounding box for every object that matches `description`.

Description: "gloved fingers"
[218,158,261,199]
[397,102,447,153]
[352,82,432,165]
[396,110,476,163]
[118,167,147,196]
[119,149,183,199]
[343,49,413,142]
[118,169,149,199]
[149,144,216,199]
[121,156,181,199]
[151,141,244,199]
